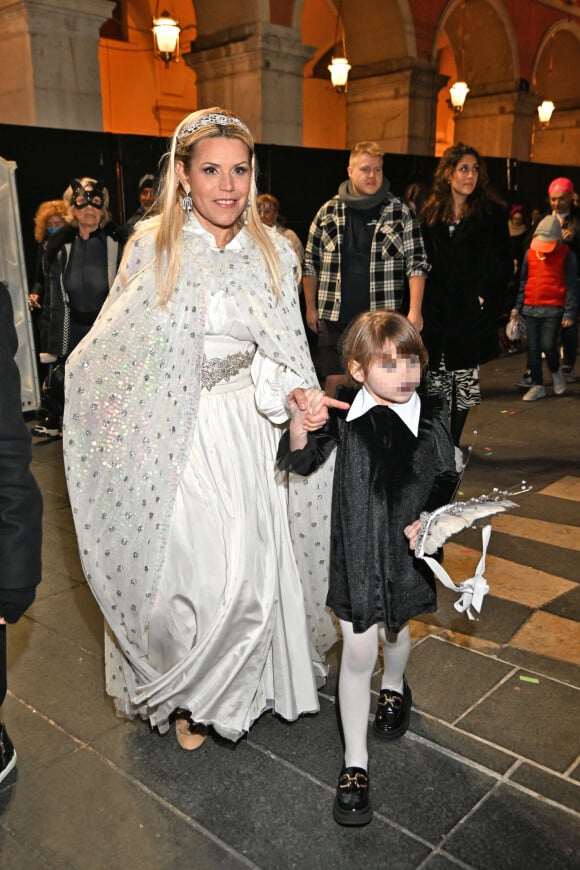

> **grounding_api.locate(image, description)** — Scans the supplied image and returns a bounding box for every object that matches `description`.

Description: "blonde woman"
[63,108,345,750]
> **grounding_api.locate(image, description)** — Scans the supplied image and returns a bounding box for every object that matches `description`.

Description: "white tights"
[338,620,411,770]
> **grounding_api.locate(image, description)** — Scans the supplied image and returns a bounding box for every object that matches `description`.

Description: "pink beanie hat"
[548,177,573,194]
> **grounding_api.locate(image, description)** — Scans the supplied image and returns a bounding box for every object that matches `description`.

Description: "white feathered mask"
[415,485,531,621]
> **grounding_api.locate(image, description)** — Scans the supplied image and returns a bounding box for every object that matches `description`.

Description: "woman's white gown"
[104,288,321,740]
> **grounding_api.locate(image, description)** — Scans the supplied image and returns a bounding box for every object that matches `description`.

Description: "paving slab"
[0,830,63,870]
[509,762,580,814]
[0,749,248,869]
[39,522,84,581]
[409,711,517,776]
[458,529,580,583]
[542,584,580,622]
[406,636,515,723]
[25,585,104,657]
[442,783,580,870]
[497,646,580,688]
[456,672,580,772]
[509,611,580,666]
[511,492,580,527]
[0,696,79,787]
[6,619,114,742]
[420,854,473,870]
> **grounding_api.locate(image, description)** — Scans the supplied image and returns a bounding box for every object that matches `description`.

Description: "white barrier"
[0,156,40,412]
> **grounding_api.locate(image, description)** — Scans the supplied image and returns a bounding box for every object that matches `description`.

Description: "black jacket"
[41,221,126,357]
[421,203,512,370]
[0,284,43,622]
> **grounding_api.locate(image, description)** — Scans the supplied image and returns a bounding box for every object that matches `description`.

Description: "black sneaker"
[333,766,372,826]
[0,723,17,785]
[373,678,412,740]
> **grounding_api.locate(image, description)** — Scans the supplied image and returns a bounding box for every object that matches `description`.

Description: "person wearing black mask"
[32,178,125,438]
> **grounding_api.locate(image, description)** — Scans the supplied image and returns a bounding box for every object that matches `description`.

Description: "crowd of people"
[3,108,578,826]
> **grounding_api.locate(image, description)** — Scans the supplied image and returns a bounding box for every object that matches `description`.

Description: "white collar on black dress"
[346,386,421,436]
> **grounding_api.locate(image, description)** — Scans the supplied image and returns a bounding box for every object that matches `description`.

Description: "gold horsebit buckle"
[377,690,402,710]
[338,771,368,790]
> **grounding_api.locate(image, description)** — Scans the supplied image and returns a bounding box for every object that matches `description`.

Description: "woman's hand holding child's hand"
[287,387,350,451]
[288,387,350,431]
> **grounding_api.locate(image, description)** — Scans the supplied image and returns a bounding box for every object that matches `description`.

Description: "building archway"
[432,0,518,156]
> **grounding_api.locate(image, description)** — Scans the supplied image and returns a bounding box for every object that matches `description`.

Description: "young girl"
[278,310,458,826]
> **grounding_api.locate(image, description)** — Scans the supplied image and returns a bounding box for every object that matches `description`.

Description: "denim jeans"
[524,313,561,385]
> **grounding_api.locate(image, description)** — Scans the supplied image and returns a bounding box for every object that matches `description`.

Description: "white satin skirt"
[105,335,320,740]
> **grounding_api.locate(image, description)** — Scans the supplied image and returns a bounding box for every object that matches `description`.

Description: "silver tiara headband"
[177,113,250,139]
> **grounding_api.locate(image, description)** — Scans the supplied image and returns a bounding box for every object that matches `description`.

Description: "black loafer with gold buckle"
[332,766,373,826]
[373,678,412,740]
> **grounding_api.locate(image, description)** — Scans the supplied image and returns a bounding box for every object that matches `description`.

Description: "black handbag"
[41,361,65,417]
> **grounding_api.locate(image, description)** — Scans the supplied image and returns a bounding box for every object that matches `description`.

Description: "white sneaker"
[552,370,566,395]
[523,385,546,401]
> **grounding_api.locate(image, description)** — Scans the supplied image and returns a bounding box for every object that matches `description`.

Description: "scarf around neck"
[337,177,391,211]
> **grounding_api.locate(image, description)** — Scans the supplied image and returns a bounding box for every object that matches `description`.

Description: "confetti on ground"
[519,675,540,684]
[508,410,518,416]
[457,490,464,496]
[500,410,508,414]
[483,447,493,454]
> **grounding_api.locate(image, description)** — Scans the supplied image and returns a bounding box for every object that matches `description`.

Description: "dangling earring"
[181,188,193,214]
[243,204,249,225]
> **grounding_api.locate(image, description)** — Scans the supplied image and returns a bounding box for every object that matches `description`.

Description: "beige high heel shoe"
[175,713,208,751]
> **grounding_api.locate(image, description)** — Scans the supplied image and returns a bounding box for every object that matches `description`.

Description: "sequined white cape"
[63,223,337,732]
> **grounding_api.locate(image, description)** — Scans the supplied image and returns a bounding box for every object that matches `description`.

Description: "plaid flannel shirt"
[303,194,429,321]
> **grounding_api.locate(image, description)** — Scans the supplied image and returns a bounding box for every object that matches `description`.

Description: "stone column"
[184,22,313,145]
[346,60,448,155]
[0,0,114,130]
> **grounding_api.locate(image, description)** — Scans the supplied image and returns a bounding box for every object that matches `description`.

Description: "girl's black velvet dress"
[278,390,458,634]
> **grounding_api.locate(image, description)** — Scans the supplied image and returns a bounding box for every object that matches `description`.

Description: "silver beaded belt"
[201,348,255,391]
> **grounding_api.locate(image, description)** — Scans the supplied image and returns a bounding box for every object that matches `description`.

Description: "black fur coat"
[278,391,458,633]
[421,203,512,370]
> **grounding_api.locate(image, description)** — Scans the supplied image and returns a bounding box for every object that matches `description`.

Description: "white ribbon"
[422,524,491,621]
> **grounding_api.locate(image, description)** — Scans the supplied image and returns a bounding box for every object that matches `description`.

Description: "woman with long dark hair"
[420,143,511,466]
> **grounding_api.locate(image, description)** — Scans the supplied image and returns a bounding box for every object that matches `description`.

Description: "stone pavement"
[1,350,579,869]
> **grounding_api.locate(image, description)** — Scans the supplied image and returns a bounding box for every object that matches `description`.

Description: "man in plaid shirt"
[303,141,429,394]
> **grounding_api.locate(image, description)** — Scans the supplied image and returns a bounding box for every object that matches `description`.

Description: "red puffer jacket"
[523,246,568,307]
